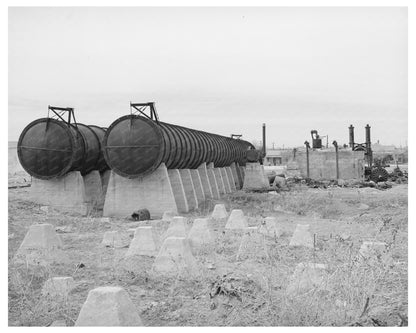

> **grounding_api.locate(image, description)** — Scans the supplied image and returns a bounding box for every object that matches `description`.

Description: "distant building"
[264,149,294,166]
[371,141,408,164]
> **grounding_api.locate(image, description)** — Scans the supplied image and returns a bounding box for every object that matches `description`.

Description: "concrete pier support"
[168,169,189,213]
[231,162,243,189]
[103,163,178,218]
[220,168,232,193]
[190,169,205,205]
[83,170,103,210]
[214,168,226,194]
[240,166,246,182]
[197,163,213,199]
[30,171,89,215]
[206,164,220,199]
[100,169,111,206]
[178,169,198,210]
[225,167,237,191]
[242,163,269,191]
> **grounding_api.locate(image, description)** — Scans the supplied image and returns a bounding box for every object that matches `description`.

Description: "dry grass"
[8,184,408,326]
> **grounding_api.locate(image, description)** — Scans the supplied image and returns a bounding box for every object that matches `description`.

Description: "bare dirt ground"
[8,180,408,327]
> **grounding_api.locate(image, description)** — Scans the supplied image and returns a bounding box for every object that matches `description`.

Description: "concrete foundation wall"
[294,149,365,180]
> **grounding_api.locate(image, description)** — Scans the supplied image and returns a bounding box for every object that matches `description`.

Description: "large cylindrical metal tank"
[103,115,254,178]
[87,125,108,173]
[17,118,108,179]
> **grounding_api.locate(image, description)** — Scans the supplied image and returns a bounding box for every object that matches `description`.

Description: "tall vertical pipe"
[348,125,355,148]
[365,124,372,167]
[304,141,310,178]
[365,124,371,147]
[333,140,339,180]
[262,123,266,158]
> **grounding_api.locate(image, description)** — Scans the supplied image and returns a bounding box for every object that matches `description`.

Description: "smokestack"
[365,124,371,148]
[262,123,266,157]
[348,125,354,148]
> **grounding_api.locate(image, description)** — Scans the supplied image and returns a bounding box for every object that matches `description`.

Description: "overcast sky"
[8,7,407,147]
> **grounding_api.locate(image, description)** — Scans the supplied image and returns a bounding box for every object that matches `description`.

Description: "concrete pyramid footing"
[102,231,127,248]
[242,162,270,191]
[190,169,205,205]
[151,237,200,277]
[126,226,160,257]
[286,263,328,295]
[13,223,65,265]
[259,217,282,238]
[225,209,248,230]
[178,169,198,210]
[103,164,178,218]
[237,227,268,260]
[42,277,75,300]
[214,168,226,194]
[162,211,176,221]
[188,218,214,249]
[168,169,189,213]
[197,163,213,199]
[289,224,314,248]
[75,286,143,326]
[211,204,228,219]
[29,171,89,215]
[162,216,188,241]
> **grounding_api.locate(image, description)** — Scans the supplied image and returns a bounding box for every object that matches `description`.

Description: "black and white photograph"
[6,1,412,328]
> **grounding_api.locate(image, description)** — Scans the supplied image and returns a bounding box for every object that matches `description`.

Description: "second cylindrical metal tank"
[103,115,254,178]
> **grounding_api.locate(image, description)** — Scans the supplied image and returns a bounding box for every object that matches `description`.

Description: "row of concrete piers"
[28,161,270,218]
